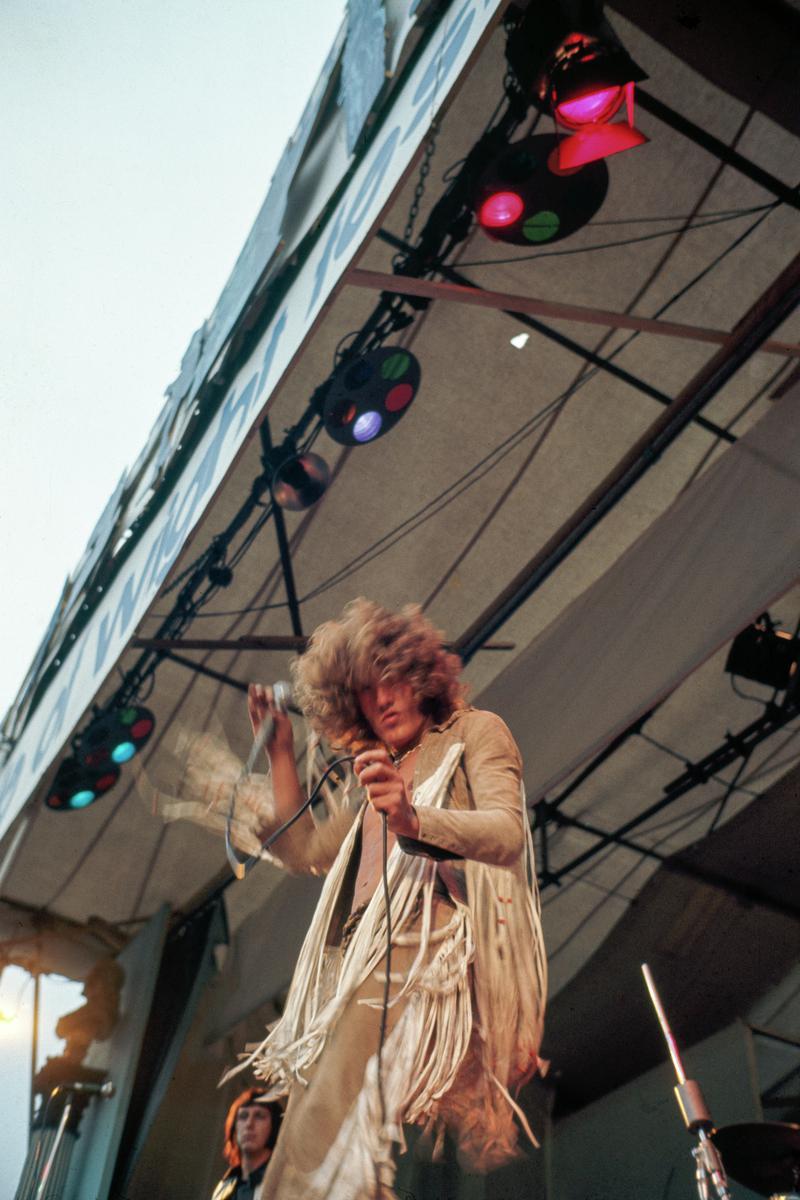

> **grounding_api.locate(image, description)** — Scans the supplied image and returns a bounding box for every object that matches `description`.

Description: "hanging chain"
[402,121,439,247]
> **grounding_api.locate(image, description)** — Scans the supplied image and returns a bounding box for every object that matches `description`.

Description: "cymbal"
[712,1122,800,1197]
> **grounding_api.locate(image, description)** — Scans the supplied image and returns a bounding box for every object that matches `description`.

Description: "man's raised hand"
[353,747,420,838]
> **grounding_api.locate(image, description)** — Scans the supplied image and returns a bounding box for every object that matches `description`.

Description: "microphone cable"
[227,753,355,878]
[228,736,396,1184]
[259,752,395,1185]
[260,754,355,856]
[377,811,393,1128]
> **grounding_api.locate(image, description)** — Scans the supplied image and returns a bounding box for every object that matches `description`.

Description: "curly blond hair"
[291,598,465,748]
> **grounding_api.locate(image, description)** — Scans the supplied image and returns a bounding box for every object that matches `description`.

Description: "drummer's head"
[223,1087,282,1169]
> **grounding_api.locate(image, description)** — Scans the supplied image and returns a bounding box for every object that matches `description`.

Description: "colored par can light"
[45,756,121,811]
[475,135,609,246]
[323,347,421,446]
[77,705,156,771]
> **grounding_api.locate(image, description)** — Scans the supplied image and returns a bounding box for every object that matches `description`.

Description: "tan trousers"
[260,894,459,1198]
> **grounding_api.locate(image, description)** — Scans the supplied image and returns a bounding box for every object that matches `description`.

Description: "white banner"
[0,0,504,841]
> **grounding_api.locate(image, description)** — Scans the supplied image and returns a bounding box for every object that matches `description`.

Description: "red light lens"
[385,383,414,413]
[556,86,623,129]
[479,191,524,229]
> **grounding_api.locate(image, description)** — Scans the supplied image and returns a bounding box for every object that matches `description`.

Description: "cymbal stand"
[641,963,732,1200]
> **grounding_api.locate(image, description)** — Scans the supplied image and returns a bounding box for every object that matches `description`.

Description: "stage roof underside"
[2,0,799,1114]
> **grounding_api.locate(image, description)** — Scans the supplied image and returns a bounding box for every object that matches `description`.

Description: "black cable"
[585,202,774,227]
[377,813,393,1134]
[452,205,781,268]
[299,392,568,602]
[543,778,739,957]
[154,599,291,621]
[226,754,355,878]
[166,381,553,621]
[232,752,394,1160]
[298,194,783,607]
[637,731,760,799]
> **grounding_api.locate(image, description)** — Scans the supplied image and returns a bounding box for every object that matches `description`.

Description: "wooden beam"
[346,268,800,358]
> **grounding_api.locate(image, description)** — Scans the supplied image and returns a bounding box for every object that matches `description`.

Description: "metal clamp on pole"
[641,963,732,1200]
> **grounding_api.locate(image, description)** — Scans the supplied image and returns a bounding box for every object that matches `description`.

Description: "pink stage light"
[479,190,525,229]
[554,83,648,169]
[555,84,624,130]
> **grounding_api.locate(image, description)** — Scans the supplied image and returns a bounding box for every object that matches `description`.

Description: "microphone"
[245,681,293,773]
[66,1080,115,1098]
[229,682,294,879]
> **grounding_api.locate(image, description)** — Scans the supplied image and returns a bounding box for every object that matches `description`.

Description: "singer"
[227,598,546,1199]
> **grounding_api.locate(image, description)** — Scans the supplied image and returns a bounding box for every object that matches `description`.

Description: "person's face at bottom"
[236,1104,272,1163]
[357,679,428,754]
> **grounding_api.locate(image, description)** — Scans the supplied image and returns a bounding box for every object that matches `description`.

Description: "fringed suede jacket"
[152,708,547,1198]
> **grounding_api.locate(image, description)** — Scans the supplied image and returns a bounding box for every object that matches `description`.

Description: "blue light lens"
[70,789,96,809]
[111,741,136,764]
[353,411,382,442]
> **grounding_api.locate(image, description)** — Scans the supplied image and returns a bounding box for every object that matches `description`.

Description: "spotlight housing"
[323,347,421,446]
[271,449,331,511]
[77,705,156,771]
[546,35,647,170]
[476,135,608,245]
[506,4,648,171]
[45,756,120,812]
[725,616,800,692]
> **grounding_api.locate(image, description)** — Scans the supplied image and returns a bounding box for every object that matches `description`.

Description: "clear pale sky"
[0,0,346,719]
[0,1,345,1192]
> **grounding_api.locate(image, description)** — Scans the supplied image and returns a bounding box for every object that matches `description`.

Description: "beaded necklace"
[390,742,420,768]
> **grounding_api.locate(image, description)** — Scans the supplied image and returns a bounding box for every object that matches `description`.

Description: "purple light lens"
[353,411,383,442]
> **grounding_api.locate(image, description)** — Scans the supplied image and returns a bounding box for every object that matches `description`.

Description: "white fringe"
[221,742,547,1197]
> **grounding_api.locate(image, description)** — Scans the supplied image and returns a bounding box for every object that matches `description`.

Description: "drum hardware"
[712,1121,800,1200]
[641,963,731,1200]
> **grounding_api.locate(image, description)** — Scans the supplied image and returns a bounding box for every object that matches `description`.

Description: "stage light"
[546,37,648,170]
[476,134,608,245]
[323,347,421,446]
[505,6,648,172]
[556,85,623,128]
[353,411,383,442]
[45,757,120,812]
[725,616,800,692]
[78,706,156,771]
[270,449,331,511]
[479,190,525,229]
[45,705,155,812]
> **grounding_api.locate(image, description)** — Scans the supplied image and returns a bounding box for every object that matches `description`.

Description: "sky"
[0,1,346,1193]
[0,0,345,719]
